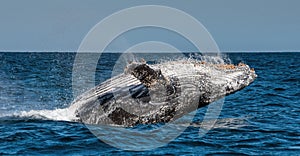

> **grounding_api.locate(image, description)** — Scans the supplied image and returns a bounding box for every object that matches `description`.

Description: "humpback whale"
[72,59,257,127]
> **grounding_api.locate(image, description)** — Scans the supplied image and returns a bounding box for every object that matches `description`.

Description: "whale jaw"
[72,60,257,127]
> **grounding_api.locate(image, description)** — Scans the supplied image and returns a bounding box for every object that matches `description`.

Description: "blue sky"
[0,0,299,52]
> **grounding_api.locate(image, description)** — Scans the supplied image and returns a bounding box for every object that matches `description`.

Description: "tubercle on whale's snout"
[223,63,257,95]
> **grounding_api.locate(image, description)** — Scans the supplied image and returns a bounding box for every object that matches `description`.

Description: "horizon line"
[0,50,300,53]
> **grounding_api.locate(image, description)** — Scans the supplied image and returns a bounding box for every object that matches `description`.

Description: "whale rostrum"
[72,60,257,127]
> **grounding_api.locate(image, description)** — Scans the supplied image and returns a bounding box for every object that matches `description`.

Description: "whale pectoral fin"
[125,63,162,87]
[133,64,159,85]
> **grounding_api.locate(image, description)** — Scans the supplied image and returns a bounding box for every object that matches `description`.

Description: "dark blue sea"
[0,52,299,155]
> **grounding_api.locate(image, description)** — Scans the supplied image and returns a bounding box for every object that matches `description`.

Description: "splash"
[7,102,81,122]
[188,53,232,64]
[15,108,78,122]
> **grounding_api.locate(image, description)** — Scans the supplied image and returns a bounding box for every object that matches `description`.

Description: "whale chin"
[71,60,257,127]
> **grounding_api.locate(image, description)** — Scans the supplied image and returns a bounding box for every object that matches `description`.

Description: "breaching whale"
[71,59,257,127]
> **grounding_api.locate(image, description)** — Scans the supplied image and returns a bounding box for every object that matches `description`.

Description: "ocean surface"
[0,52,299,155]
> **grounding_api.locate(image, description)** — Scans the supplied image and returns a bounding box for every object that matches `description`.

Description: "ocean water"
[0,52,299,155]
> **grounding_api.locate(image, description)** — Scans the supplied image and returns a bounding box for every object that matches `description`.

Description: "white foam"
[10,102,82,122]
[15,107,78,121]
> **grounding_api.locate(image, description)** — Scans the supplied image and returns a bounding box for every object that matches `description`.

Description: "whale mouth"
[72,59,257,127]
[215,62,257,95]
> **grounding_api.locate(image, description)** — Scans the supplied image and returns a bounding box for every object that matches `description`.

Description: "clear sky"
[0,0,300,52]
